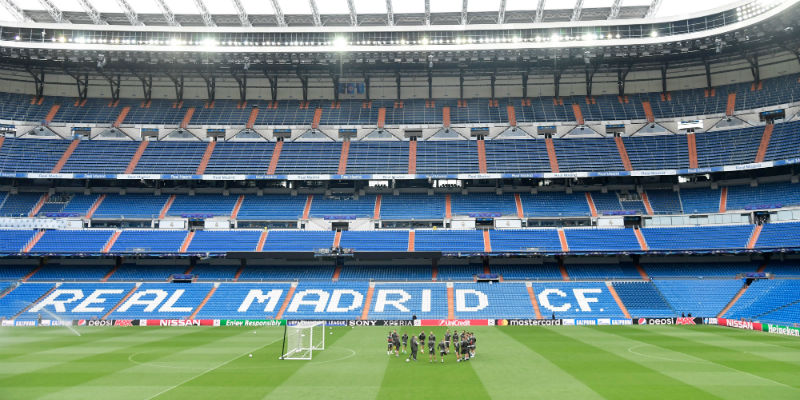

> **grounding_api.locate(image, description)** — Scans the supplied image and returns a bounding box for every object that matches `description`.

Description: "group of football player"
[386,329,477,363]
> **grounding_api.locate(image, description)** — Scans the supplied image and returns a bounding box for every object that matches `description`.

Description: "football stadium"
[0,0,799,398]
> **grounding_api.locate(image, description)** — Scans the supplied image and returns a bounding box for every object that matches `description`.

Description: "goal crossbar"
[280,321,325,360]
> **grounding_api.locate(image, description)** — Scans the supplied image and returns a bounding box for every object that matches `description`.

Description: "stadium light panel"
[332,36,348,49]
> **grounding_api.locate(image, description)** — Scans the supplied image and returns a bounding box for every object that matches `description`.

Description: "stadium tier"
[0,256,796,324]
[0,120,798,177]
[0,223,791,255]
[0,73,796,128]
[2,181,800,220]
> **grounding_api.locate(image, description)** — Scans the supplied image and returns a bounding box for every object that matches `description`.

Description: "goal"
[280,321,326,360]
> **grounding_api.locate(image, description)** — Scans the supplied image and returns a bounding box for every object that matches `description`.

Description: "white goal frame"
[280,321,326,360]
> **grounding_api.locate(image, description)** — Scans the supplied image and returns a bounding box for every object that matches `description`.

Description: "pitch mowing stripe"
[504,326,720,400]
[710,327,800,351]
[0,327,243,400]
[651,326,800,366]
[473,327,604,400]
[0,326,179,376]
[42,327,286,400]
[153,326,350,400]
[0,326,142,362]
[632,325,800,389]
[563,326,800,400]
[266,327,393,400]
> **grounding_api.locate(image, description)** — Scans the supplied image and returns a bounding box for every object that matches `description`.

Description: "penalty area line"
[143,335,283,400]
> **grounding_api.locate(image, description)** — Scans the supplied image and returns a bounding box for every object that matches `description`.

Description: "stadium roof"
[0,0,771,27]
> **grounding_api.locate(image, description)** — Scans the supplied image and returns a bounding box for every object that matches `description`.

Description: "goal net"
[280,321,325,360]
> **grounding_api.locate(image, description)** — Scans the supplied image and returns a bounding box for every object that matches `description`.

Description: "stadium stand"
[193,282,292,319]
[653,279,744,317]
[612,282,675,317]
[368,283,448,319]
[529,282,626,318]
[725,280,800,324]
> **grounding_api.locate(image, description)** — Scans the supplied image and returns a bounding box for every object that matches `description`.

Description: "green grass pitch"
[0,325,799,399]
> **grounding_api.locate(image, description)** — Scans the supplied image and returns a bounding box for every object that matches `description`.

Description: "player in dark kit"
[428,332,436,362]
[401,332,408,354]
[438,339,447,363]
[406,336,418,362]
[460,336,470,361]
[418,331,426,354]
[444,330,451,352]
[387,332,394,355]
[469,333,476,357]
[392,330,400,357]
[453,333,462,362]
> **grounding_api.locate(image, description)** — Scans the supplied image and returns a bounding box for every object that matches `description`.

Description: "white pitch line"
[143,335,283,400]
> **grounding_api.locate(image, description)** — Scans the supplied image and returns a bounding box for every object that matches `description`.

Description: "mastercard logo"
[497,319,509,326]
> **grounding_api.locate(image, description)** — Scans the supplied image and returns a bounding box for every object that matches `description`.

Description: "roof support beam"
[38,0,69,23]
[571,0,584,21]
[271,0,286,27]
[77,0,105,24]
[231,0,251,27]
[308,0,321,27]
[607,0,622,19]
[193,0,216,27]
[645,0,662,18]
[498,0,506,24]
[116,0,142,26]
[424,0,430,25]
[461,0,468,25]
[347,0,357,26]
[155,0,179,27]
[386,0,394,26]
[0,0,30,22]
[535,0,545,22]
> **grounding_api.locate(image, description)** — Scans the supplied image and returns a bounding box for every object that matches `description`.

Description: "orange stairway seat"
[641,101,654,123]
[476,139,488,174]
[377,107,386,129]
[687,133,698,169]
[754,123,774,163]
[337,141,350,175]
[52,139,80,173]
[726,93,736,116]
[125,141,149,174]
[408,141,417,174]
[246,107,259,129]
[267,141,283,175]
[572,103,584,125]
[114,106,130,127]
[614,136,633,171]
[195,141,216,174]
[180,107,195,129]
[545,138,560,173]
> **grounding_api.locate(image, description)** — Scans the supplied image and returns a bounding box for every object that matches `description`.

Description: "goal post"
[280,321,325,360]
